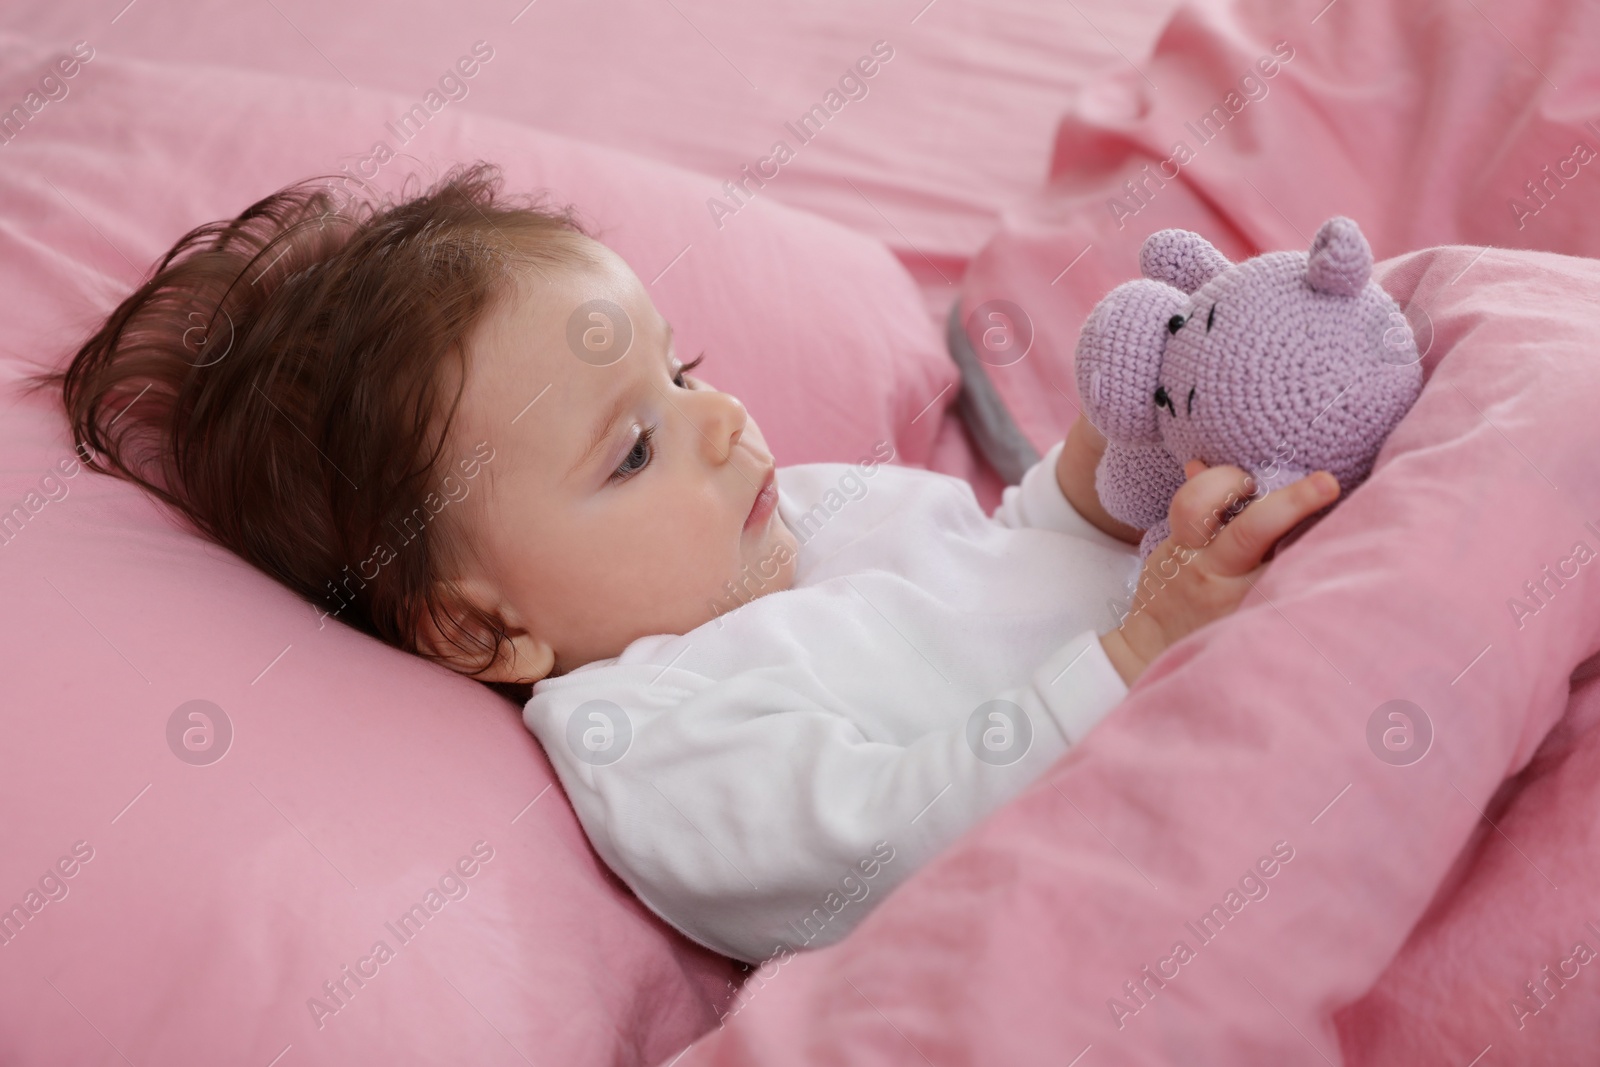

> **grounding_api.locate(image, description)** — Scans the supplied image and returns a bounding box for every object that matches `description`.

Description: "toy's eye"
[1166,314,1186,335]
[1206,303,1217,332]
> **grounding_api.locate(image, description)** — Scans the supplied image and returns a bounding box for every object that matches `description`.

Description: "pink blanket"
[671,0,1600,1063]
[678,242,1600,1065]
[965,0,1600,459]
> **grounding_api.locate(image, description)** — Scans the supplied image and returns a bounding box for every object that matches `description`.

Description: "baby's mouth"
[744,467,777,531]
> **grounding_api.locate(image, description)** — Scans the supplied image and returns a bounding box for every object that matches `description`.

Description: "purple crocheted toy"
[1074,216,1424,560]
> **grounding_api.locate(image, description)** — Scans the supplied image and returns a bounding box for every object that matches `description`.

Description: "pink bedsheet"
[0,0,1178,324]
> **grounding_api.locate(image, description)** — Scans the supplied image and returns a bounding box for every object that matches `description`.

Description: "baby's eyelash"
[673,351,705,388]
[611,354,707,482]
[611,424,656,482]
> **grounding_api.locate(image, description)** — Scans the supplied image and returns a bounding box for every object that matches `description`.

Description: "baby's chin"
[696,541,792,619]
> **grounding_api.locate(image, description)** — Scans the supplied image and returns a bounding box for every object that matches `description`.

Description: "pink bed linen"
[963,0,1600,460]
[0,0,1178,323]
[1339,666,1600,1064]
[6,0,1597,1059]
[677,238,1600,1066]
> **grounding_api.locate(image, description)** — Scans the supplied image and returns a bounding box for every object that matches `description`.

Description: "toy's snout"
[1073,277,1187,447]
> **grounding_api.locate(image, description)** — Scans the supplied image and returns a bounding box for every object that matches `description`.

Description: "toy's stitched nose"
[1187,386,1196,416]
[1166,314,1186,335]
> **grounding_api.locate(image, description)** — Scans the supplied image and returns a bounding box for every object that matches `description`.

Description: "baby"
[41,163,1339,965]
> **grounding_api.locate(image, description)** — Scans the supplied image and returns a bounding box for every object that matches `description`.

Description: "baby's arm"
[525,634,1126,965]
[1000,422,1342,688]
[991,422,1141,551]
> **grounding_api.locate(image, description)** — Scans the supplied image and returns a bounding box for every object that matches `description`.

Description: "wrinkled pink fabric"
[1338,666,1600,1064]
[678,239,1600,1066]
[964,0,1600,457]
[0,0,1178,326]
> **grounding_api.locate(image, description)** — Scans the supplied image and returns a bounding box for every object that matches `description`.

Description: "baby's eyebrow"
[562,319,676,483]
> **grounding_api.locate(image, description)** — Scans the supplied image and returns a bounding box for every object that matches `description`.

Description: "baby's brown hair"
[31,161,594,701]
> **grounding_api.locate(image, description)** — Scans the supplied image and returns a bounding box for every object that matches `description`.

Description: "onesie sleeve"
[522,631,1128,965]
[990,438,1136,552]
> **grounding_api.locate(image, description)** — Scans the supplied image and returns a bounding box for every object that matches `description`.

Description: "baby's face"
[435,238,798,683]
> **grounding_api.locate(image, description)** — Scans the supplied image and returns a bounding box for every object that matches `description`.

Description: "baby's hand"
[1098,461,1340,687]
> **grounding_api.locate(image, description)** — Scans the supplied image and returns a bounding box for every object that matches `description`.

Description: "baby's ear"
[1139,229,1231,293]
[416,578,556,685]
[1305,216,1373,297]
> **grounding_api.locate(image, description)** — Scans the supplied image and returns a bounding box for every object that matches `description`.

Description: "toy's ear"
[1306,216,1372,296]
[1139,229,1231,293]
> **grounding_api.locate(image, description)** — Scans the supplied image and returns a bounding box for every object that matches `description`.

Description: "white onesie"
[523,439,1142,964]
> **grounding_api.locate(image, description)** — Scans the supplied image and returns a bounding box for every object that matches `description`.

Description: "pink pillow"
[0,32,952,1065]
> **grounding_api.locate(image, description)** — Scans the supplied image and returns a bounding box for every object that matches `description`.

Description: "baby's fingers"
[1167,463,1257,548]
[1208,471,1340,576]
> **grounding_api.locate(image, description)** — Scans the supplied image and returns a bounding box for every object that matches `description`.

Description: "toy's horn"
[1306,216,1372,297]
[1139,229,1230,294]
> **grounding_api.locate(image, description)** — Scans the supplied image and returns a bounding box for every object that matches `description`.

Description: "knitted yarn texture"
[1073,217,1424,559]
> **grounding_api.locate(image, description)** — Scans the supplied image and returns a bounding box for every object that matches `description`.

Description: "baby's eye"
[610,352,706,482]
[611,425,656,482]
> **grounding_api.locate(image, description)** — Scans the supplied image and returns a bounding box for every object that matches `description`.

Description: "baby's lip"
[744,465,777,530]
